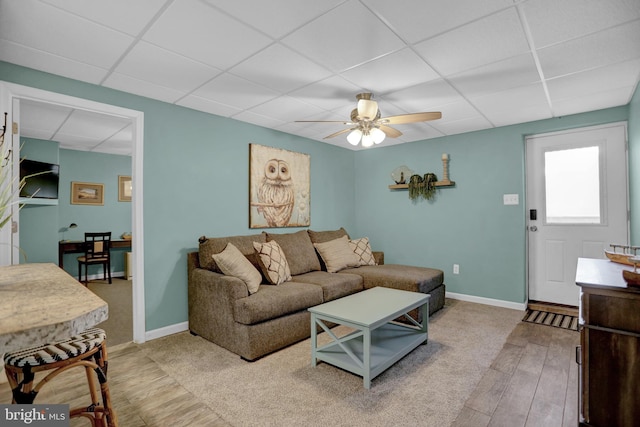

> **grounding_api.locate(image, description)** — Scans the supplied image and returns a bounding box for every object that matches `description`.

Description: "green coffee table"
[308,286,429,389]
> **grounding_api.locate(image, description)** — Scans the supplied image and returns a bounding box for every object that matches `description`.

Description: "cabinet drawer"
[587,293,640,333]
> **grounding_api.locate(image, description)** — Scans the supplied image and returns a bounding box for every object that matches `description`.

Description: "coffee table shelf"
[309,287,429,389]
[315,322,427,380]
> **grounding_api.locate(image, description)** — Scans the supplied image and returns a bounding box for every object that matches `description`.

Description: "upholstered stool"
[3,328,118,427]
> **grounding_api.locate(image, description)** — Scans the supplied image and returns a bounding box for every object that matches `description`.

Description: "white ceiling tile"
[414,8,530,75]
[281,1,405,73]
[366,0,514,43]
[232,110,286,129]
[385,79,465,112]
[470,83,552,126]
[547,59,640,102]
[20,100,72,138]
[522,0,640,48]
[0,40,109,85]
[248,96,326,123]
[341,48,440,95]
[114,41,221,93]
[538,20,640,79]
[205,0,344,39]
[176,95,242,118]
[143,0,272,70]
[103,73,186,104]
[448,54,541,98]
[59,110,130,141]
[392,123,444,142]
[0,0,134,69]
[229,44,332,93]
[190,73,279,110]
[40,0,168,36]
[431,116,493,136]
[552,86,636,117]
[288,77,363,111]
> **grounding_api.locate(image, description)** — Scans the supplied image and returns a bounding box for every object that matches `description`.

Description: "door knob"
[529,226,538,232]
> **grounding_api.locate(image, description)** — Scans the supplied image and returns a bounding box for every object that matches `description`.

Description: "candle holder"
[435,153,455,187]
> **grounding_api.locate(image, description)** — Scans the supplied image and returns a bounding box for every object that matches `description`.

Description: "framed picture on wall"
[71,182,104,205]
[118,175,132,202]
[249,144,310,228]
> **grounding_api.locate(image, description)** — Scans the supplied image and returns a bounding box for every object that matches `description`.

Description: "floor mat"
[522,309,579,331]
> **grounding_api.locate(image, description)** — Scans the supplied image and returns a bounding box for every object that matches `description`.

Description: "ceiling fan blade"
[323,127,355,139]
[381,112,442,125]
[380,125,402,138]
[295,120,351,124]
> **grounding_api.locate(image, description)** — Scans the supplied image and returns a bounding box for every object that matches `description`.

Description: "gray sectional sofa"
[187,228,444,361]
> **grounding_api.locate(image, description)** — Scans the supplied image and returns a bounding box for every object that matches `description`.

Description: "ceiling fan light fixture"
[347,129,362,146]
[361,132,374,147]
[357,99,378,120]
[371,127,386,144]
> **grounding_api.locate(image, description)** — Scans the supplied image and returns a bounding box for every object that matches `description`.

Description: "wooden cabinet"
[575,258,640,427]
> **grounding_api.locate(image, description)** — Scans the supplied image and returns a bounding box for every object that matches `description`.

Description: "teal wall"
[352,106,631,304]
[0,61,356,331]
[20,139,132,276]
[2,60,637,332]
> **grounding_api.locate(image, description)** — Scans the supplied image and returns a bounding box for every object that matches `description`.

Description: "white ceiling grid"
[0,0,638,154]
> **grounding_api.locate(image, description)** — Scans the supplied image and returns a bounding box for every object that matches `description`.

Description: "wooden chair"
[3,328,118,426]
[78,232,112,285]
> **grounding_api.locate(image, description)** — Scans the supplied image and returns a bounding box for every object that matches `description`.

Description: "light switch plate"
[503,194,519,205]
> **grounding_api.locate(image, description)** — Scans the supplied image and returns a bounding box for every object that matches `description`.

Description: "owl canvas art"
[249,144,310,228]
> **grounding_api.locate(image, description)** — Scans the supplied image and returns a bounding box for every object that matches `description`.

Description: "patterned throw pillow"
[212,242,262,294]
[253,240,292,285]
[313,235,361,273]
[349,237,376,266]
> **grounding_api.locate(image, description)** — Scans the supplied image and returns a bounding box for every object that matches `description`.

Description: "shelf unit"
[388,180,455,190]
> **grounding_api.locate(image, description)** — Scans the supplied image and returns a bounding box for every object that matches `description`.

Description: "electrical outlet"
[503,194,519,205]
[453,264,459,275]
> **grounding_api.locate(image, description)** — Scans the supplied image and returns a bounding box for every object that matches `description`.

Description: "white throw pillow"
[313,235,361,273]
[253,240,292,285]
[212,242,261,294]
[349,237,376,266]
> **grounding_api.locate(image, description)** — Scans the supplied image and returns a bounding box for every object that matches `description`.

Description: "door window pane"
[545,146,601,224]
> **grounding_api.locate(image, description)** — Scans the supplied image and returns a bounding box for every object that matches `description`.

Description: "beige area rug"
[140,299,523,427]
[88,278,133,347]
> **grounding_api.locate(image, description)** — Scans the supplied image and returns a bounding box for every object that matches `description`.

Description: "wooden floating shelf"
[389,180,455,190]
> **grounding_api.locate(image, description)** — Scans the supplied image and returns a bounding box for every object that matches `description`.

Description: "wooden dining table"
[0,263,108,355]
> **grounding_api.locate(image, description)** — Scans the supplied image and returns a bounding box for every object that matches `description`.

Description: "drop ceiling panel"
[386,79,465,112]
[20,101,72,139]
[522,0,640,48]
[537,20,640,79]
[341,48,440,94]
[414,8,530,76]
[191,74,279,110]
[281,1,405,73]
[552,86,636,117]
[206,0,345,39]
[470,83,553,126]
[229,44,332,93]
[40,0,168,36]
[59,110,130,141]
[176,95,243,118]
[366,0,514,43]
[432,116,494,136]
[103,73,187,104]
[249,96,325,123]
[288,76,363,111]
[142,0,272,70]
[0,0,134,69]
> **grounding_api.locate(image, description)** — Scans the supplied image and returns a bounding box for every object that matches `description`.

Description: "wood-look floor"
[452,321,580,427]
[1,321,579,426]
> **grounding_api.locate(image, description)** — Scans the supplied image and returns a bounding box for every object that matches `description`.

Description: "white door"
[526,123,628,306]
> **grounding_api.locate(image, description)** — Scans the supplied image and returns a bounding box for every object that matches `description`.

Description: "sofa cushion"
[212,243,262,294]
[313,235,361,273]
[308,227,349,244]
[199,233,266,273]
[265,230,320,276]
[341,264,444,294]
[349,237,376,266]
[253,240,291,285]
[234,281,324,325]
[293,271,363,302]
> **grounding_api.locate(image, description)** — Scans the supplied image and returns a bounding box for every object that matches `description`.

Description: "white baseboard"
[145,321,189,342]
[446,291,526,311]
[80,271,126,281]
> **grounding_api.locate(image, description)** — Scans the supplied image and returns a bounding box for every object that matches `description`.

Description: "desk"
[0,263,108,354]
[59,239,132,269]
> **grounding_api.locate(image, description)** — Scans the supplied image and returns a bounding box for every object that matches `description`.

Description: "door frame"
[524,121,630,305]
[0,81,146,344]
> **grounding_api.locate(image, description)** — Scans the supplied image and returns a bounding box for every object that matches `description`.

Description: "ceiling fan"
[296,93,442,147]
